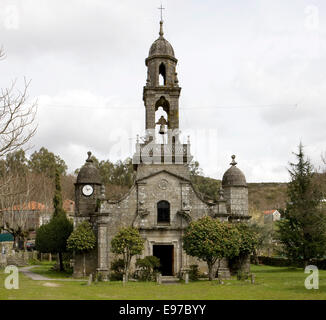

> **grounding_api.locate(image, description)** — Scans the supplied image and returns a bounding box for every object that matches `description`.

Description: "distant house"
[63,199,75,220]
[0,233,14,254]
[0,201,51,232]
[263,209,281,224]
[0,199,75,239]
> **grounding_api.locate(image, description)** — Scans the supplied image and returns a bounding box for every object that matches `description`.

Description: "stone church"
[73,20,250,279]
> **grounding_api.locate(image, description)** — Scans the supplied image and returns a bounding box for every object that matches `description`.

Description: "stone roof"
[149,37,175,57]
[76,151,102,184]
[148,21,175,58]
[222,155,247,187]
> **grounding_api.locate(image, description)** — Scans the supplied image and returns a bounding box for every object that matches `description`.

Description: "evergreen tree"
[276,143,326,266]
[35,166,73,271]
[28,147,67,178]
[35,214,73,271]
[53,168,64,217]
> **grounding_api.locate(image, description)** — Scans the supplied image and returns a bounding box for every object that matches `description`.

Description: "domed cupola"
[148,21,175,58]
[221,155,248,217]
[77,151,101,185]
[222,155,247,187]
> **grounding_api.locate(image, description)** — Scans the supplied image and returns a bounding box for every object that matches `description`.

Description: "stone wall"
[73,163,249,279]
[223,186,248,216]
[95,166,217,277]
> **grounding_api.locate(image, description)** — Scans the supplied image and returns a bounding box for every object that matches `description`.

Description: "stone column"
[97,220,109,281]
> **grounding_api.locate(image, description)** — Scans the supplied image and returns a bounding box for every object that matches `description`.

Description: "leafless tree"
[0,47,37,159]
[0,172,35,249]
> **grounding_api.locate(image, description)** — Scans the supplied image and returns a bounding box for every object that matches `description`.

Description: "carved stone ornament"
[158,179,168,190]
[138,208,149,218]
[177,210,192,222]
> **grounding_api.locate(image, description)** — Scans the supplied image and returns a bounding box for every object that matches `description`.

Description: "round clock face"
[82,184,93,196]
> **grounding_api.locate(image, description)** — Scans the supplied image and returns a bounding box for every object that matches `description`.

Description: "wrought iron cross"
[158,4,165,21]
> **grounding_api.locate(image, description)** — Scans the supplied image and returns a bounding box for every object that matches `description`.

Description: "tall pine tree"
[276,143,326,266]
[53,167,65,217]
[36,166,72,271]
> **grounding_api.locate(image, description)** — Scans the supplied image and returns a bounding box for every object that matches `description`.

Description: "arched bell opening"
[154,96,170,144]
[155,107,168,144]
[159,63,166,86]
[155,96,170,114]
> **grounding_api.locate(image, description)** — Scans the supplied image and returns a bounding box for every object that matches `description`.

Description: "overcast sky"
[1,0,325,182]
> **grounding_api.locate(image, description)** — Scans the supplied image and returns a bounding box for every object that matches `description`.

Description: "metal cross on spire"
[158,4,165,21]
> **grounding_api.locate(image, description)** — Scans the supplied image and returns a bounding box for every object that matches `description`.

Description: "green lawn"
[31,263,74,279]
[0,264,325,300]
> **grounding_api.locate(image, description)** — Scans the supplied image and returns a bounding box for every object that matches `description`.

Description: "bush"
[28,258,40,265]
[237,270,249,280]
[251,256,299,267]
[189,264,200,281]
[135,256,160,281]
[110,259,125,281]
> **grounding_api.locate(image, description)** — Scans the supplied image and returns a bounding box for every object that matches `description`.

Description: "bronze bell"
[159,124,166,135]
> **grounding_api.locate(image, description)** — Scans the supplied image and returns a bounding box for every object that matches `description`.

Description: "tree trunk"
[253,249,259,265]
[124,254,131,282]
[125,262,129,282]
[13,235,17,251]
[58,252,64,271]
[83,253,86,277]
[207,262,214,281]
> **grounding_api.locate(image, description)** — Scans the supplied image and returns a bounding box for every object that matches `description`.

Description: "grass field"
[0,264,325,300]
[31,263,74,279]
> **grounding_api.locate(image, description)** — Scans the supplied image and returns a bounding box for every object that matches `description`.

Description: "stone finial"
[159,20,164,37]
[230,155,237,166]
[86,151,92,162]
[175,72,179,83]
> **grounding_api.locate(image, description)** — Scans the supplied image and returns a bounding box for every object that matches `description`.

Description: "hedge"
[251,255,326,270]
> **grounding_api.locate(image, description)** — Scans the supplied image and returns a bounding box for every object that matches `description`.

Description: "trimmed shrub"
[189,264,200,281]
[135,256,160,281]
[110,259,125,281]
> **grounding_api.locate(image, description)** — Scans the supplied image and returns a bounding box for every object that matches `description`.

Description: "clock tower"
[75,151,102,217]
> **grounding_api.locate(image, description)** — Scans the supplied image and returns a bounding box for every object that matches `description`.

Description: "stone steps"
[161,276,180,284]
[6,256,26,267]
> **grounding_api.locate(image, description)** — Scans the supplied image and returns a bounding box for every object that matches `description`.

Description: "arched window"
[159,63,166,86]
[157,200,170,224]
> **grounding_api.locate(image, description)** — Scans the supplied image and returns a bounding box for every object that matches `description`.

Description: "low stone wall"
[0,254,6,267]
[1,250,37,267]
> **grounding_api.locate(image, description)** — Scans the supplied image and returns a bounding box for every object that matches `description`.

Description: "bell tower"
[143,19,181,142]
[133,17,191,171]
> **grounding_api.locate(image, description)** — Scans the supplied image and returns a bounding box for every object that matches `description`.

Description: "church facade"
[73,20,250,279]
